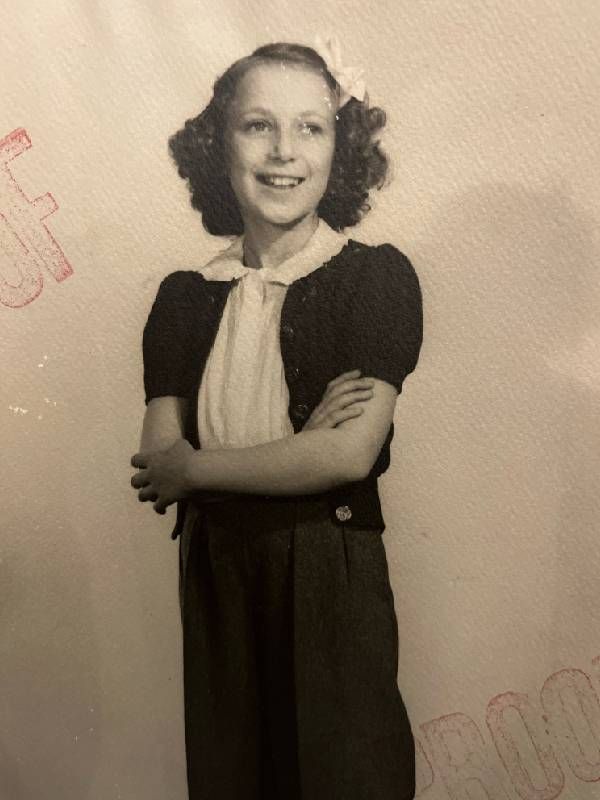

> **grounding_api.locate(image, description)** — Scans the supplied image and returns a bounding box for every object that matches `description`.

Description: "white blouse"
[196,220,350,450]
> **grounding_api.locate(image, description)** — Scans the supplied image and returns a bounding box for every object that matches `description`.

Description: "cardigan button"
[290,365,301,380]
[281,323,295,338]
[335,505,353,522]
[293,403,309,419]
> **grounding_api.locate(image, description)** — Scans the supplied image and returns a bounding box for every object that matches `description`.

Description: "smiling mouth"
[256,174,305,188]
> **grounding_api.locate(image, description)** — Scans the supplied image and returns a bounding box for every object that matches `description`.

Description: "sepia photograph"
[2,2,599,799]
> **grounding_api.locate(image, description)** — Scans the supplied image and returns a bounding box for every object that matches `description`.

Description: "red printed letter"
[0,128,73,308]
[415,736,435,796]
[421,712,512,799]
[487,691,564,799]
[541,668,600,783]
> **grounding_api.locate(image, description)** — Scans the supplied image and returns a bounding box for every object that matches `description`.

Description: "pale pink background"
[1,2,599,798]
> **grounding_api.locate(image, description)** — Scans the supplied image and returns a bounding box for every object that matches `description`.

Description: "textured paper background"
[2,2,599,798]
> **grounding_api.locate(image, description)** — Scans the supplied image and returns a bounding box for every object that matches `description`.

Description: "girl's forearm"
[184,427,364,495]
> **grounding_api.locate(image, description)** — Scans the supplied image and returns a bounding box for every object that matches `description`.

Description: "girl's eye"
[242,120,325,135]
[245,120,270,132]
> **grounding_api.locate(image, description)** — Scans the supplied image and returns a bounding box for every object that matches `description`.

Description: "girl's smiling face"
[224,62,337,229]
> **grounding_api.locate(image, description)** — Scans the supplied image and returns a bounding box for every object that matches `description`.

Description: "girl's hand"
[130,438,195,514]
[304,369,375,431]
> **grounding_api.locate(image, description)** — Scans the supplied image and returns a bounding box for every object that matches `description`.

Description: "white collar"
[197,219,350,286]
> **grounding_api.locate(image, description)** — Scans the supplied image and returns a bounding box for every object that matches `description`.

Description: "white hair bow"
[313,34,366,108]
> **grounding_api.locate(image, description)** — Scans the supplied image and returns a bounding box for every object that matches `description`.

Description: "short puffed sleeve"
[348,243,423,393]
[142,272,198,404]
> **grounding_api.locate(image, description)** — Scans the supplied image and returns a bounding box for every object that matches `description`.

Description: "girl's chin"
[249,206,314,227]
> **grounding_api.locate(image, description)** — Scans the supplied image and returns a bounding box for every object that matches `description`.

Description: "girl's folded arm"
[184,378,397,495]
[140,396,188,452]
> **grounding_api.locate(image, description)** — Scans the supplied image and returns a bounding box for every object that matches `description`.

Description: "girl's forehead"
[231,62,336,115]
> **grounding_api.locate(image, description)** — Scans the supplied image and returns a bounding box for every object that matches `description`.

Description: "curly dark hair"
[168,42,390,236]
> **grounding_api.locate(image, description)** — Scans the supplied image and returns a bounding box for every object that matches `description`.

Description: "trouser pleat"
[180,495,415,800]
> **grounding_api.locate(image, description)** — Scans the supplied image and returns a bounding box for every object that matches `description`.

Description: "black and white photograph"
[2,3,599,799]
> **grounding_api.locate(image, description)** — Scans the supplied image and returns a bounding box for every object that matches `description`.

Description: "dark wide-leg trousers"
[180,493,416,800]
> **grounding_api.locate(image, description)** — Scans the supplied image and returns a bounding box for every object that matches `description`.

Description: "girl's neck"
[242,214,319,270]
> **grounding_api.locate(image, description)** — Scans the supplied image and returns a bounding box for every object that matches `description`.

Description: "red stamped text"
[0,127,73,308]
[416,653,600,799]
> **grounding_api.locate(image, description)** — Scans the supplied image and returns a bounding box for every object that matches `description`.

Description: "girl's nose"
[270,127,295,161]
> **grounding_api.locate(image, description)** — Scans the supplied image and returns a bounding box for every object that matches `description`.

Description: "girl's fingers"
[327,388,373,411]
[327,369,361,389]
[138,486,158,502]
[327,378,375,401]
[131,470,150,489]
[307,399,366,430]
[304,413,323,430]
[307,379,374,430]
[329,406,364,426]
[131,453,148,469]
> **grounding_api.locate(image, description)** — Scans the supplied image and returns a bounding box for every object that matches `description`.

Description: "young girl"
[131,38,423,800]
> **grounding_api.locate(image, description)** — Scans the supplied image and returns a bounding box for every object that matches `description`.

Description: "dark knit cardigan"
[142,238,423,538]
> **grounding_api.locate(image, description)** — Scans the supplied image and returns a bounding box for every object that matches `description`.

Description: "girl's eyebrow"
[240,106,331,122]
[240,106,271,116]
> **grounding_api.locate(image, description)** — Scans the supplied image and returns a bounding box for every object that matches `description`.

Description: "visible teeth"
[260,175,302,187]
